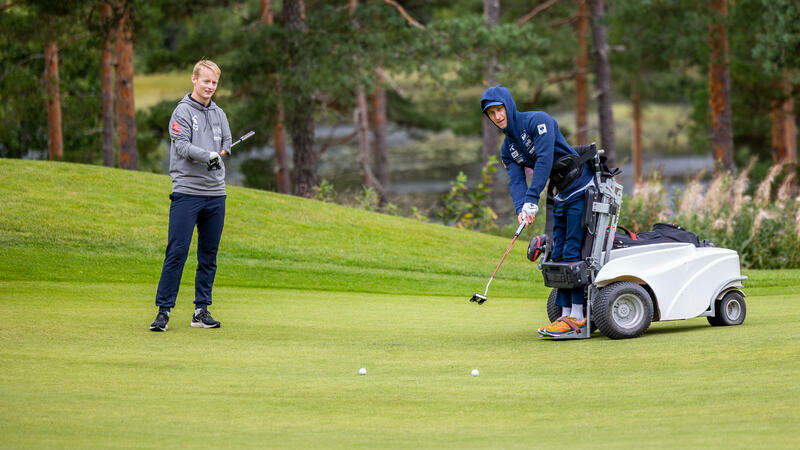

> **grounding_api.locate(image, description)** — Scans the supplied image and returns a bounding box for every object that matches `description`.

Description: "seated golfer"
[150,59,232,331]
[480,85,594,338]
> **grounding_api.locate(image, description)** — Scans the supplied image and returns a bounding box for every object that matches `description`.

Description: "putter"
[208,130,256,171]
[470,220,527,305]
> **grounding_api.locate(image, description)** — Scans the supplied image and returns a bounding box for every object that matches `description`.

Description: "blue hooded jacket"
[481,85,593,213]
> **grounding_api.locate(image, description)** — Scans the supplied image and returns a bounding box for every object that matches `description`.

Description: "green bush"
[437,157,499,233]
[240,157,277,191]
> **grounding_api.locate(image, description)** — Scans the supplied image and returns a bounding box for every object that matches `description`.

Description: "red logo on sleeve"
[172,122,181,133]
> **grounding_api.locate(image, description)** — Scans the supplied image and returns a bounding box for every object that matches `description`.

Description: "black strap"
[544,182,556,243]
[574,145,597,166]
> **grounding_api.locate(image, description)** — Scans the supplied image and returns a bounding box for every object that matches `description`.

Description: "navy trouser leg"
[194,196,226,307]
[155,194,203,309]
[552,192,586,308]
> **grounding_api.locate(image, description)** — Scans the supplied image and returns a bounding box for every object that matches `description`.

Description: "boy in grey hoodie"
[150,60,232,332]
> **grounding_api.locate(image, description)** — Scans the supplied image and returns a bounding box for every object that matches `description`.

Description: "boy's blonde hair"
[193,59,221,77]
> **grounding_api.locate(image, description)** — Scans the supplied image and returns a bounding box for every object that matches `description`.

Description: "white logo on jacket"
[192,115,199,131]
[521,131,534,151]
[537,123,547,135]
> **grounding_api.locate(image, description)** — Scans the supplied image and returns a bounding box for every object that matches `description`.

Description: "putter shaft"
[471,221,527,304]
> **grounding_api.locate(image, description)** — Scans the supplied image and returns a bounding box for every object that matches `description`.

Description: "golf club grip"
[515,221,526,236]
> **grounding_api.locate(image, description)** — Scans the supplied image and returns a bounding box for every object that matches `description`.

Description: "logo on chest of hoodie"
[509,144,525,164]
[213,125,222,142]
[520,131,534,154]
[192,115,199,131]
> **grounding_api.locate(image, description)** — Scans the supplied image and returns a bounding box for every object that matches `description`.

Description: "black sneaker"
[150,311,169,332]
[191,309,221,328]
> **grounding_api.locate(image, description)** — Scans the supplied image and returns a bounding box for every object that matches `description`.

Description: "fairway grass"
[2,160,800,448]
[2,281,799,448]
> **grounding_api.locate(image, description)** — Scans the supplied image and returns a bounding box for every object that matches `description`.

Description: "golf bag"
[612,223,714,249]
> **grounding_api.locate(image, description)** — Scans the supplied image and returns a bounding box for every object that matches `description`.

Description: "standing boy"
[480,85,595,338]
[150,60,232,331]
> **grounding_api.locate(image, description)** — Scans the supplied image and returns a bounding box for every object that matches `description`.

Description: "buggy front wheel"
[594,282,653,339]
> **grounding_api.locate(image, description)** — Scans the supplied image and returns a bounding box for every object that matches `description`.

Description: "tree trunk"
[370,77,389,204]
[101,1,115,167]
[260,0,273,24]
[590,0,616,167]
[261,0,290,193]
[356,85,375,188]
[575,0,589,146]
[708,0,734,173]
[44,19,63,161]
[283,0,316,196]
[770,78,797,164]
[273,81,291,194]
[783,95,797,163]
[483,0,500,208]
[115,1,137,170]
[632,75,643,183]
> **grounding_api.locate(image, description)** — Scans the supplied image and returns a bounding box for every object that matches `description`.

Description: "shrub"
[623,160,800,269]
[437,156,499,233]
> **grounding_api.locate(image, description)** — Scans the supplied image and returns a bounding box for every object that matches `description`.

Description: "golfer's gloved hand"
[521,202,538,216]
[207,151,222,171]
[518,202,538,226]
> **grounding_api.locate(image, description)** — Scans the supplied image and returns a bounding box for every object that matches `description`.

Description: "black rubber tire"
[594,282,653,339]
[706,314,723,326]
[546,289,562,323]
[707,291,746,326]
[545,288,596,332]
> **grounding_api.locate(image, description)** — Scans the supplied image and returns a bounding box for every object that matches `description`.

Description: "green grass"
[2,159,799,448]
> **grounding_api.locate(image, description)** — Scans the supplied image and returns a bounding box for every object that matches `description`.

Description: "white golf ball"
[359,368,367,375]
[471,369,479,377]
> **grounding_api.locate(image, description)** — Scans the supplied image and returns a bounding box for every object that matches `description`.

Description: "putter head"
[470,293,487,305]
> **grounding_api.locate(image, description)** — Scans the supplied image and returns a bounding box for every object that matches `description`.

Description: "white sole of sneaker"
[149,325,168,331]
[190,321,220,328]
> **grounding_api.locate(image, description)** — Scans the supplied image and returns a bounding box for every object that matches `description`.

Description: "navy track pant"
[155,193,226,309]
[551,191,586,307]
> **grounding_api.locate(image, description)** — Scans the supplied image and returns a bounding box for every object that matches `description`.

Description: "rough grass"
[135,71,190,111]
[1,159,799,448]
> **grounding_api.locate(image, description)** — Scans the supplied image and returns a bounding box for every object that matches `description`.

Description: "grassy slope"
[2,159,799,448]
[1,159,540,297]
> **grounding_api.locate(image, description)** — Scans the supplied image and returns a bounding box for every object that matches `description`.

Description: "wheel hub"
[726,300,741,320]
[612,293,645,329]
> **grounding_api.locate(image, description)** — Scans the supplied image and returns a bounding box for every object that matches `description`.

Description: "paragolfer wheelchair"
[527,144,747,339]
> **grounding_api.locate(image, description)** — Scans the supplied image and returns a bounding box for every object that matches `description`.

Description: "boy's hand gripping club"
[208,130,256,171]
[469,220,527,305]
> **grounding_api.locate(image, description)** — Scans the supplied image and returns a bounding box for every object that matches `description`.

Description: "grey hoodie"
[168,94,232,196]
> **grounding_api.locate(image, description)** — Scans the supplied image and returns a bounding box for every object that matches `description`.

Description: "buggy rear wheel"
[707,291,746,326]
[546,289,562,323]
[594,282,653,339]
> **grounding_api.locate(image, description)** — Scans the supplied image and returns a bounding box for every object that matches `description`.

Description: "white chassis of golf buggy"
[590,243,747,339]
[542,154,747,339]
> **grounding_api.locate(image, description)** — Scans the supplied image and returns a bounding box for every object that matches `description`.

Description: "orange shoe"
[538,320,561,334]
[540,316,586,337]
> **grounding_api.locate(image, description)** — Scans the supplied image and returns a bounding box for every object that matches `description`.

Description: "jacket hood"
[480,85,519,133]
[180,93,218,111]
